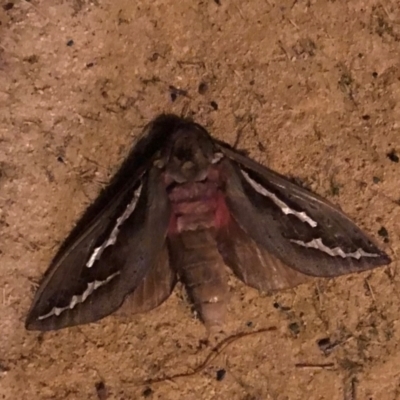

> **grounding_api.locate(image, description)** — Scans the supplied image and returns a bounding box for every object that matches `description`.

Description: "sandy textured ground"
[1,1,400,399]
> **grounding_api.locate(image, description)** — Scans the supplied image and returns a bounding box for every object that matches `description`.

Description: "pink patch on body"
[214,191,231,229]
[166,169,231,235]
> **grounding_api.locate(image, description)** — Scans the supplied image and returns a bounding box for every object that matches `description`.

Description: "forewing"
[26,167,171,330]
[217,219,309,292]
[219,146,391,277]
[116,244,176,316]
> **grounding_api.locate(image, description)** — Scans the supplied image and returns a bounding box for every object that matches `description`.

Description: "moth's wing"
[219,146,391,277]
[217,219,309,292]
[26,167,171,331]
[116,244,176,315]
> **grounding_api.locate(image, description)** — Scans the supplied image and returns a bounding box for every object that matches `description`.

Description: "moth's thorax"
[160,128,230,234]
[162,128,220,184]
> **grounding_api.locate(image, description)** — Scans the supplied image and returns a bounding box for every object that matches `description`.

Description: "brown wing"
[217,151,390,277]
[216,219,310,293]
[116,245,176,316]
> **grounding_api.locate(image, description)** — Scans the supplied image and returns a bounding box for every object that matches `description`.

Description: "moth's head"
[156,123,223,183]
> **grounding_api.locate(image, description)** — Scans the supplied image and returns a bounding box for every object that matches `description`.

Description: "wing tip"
[380,252,392,266]
[25,318,39,331]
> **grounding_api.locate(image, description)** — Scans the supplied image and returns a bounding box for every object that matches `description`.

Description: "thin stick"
[343,376,357,400]
[295,363,336,370]
[142,326,277,385]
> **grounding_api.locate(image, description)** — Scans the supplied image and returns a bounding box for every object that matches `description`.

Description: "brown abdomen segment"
[168,229,229,330]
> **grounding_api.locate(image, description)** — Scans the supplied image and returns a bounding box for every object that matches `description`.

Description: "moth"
[26,114,391,331]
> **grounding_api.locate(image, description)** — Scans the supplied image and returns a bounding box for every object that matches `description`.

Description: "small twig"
[233,121,250,149]
[315,281,323,309]
[177,60,206,69]
[343,376,357,400]
[142,326,277,385]
[234,3,246,20]
[23,0,55,25]
[295,363,336,370]
[364,278,376,302]
[287,18,299,30]
[381,3,393,21]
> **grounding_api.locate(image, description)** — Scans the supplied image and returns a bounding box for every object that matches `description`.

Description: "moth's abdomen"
[168,229,229,330]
